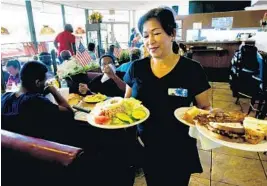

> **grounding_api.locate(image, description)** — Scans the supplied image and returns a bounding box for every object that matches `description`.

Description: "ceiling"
[35,0,184,10]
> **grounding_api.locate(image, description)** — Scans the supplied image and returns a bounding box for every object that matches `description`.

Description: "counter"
[181,40,255,82]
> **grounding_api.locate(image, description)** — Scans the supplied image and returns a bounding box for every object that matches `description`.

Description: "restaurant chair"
[239,52,267,118]
[235,68,260,104]
[240,45,259,72]
[230,45,259,97]
[1,129,84,186]
[250,52,267,119]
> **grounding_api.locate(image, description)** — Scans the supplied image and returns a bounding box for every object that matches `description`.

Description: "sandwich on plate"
[206,122,245,143]
[182,106,209,124]
[243,117,267,144]
[194,111,247,126]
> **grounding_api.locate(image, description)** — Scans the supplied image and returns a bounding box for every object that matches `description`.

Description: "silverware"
[72,105,90,113]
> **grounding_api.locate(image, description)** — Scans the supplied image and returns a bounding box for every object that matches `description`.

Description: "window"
[31,2,62,42]
[94,10,129,22]
[65,6,86,43]
[65,6,85,31]
[178,1,189,15]
[1,2,31,44]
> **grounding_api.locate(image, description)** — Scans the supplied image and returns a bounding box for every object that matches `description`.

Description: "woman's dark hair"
[99,55,115,66]
[20,61,48,89]
[173,41,179,54]
[138,7,179,54]
[138,7,176,37]
[179,43,187,53]
[88,43,95,52]
[6,59,21,70]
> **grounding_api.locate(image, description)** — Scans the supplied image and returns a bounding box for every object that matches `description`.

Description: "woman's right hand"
[79,83,90,95]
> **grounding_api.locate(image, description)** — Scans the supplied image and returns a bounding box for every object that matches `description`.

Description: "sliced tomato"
[94,115,110,125]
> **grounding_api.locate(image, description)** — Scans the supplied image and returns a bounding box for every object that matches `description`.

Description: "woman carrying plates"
[124,7,211,186]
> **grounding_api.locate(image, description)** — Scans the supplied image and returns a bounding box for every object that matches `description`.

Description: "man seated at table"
[88,43,97,60]
[60,50,72,62]
[6,59,21,86]
[39,52,54,78]
[79,55,126,97]
[1,61,74,144]
[106,45,117,62]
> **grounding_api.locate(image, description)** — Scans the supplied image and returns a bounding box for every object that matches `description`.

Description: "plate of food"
[68,93,83,106]
[83,93,107,103]
[195,115,267,152]
[174,106,210,127]
[87,97,150,129]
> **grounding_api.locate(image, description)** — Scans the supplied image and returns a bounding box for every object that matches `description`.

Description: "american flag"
[76,42,92,66]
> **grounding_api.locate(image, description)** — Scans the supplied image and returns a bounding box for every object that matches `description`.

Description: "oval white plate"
[87,106,150,129]
[196,123,267,152]
[174,107,195,127]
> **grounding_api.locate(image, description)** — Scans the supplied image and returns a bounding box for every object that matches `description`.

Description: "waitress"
[124,7,211,186]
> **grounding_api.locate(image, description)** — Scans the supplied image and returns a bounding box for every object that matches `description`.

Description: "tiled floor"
[134,82,267,186]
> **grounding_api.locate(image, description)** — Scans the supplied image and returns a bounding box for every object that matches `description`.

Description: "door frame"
[103,21,130,47]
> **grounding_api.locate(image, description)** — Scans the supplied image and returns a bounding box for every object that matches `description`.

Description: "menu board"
[212,17,233,29]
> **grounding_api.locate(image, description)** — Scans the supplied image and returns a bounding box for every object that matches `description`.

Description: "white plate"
[196,123,267,152]
[174,107,195,127]
[87,106,150,129]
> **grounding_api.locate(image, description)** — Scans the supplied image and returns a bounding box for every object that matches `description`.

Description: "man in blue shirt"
[117,48,141,73]
[87,42,97,60]
[1,61,74,143]
[129,28,136,47]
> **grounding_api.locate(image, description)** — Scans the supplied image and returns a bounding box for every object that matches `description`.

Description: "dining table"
[68,96,140,186]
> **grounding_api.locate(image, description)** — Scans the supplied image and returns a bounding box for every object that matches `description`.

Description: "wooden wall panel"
[177,10,267,40]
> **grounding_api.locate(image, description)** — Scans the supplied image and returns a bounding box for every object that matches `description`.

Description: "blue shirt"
[116,61,132,73]
[89,51,97,60]
[1,92,73,142]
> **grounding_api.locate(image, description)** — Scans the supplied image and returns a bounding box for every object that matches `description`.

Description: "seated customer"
[1,61,74,143]
[60,50,72,62]
[106,45,117,61]
[6,59,21,86]
[117,48,141,73]
[39,52,54,78]
[88,43,97,60]
[79,55,126,97]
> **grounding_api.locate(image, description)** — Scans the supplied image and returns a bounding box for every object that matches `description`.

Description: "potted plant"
[118,49,130,66]
[89,12,103,24]
[57,57,99,93]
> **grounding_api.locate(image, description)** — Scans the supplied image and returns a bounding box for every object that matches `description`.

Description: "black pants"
[136,142,193,186]
[143,165,191,186]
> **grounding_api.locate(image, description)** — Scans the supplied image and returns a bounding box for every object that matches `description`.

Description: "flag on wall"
[76,42,92,66]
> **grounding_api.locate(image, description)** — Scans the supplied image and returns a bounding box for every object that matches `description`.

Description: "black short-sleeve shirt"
[1,92,73,142]
[89,71,125,97]
[124,56,210,173]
